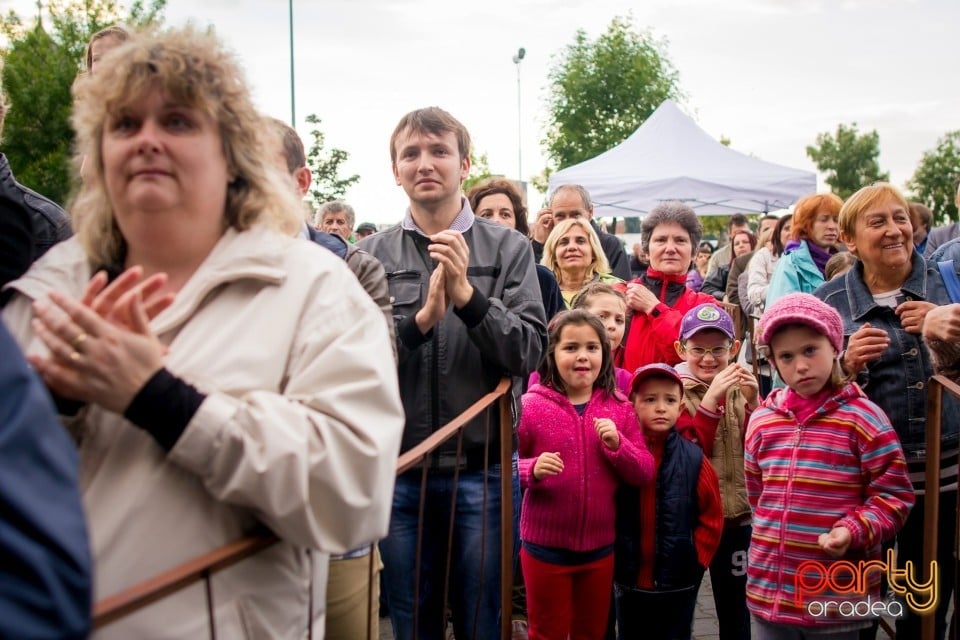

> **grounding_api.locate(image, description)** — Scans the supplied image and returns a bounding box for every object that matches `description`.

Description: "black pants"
[895,491,957,640]
[615,579,702,640]
[709,522,751,640]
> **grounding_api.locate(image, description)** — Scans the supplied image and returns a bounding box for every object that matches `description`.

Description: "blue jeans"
[381,467,503,640]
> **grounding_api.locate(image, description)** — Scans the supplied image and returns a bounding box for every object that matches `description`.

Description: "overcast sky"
[5,0,958,225]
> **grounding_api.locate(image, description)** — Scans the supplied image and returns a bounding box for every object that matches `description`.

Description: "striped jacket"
[744,383,914,627]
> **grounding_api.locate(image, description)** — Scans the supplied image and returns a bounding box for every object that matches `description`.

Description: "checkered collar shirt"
[401,197,475,238]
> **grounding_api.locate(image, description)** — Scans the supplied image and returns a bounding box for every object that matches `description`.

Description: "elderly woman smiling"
[542,217,622,308]
[815,182,960,640]
[2,28,403,638]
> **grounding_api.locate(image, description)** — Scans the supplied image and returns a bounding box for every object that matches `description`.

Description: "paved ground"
[378,571,897,639]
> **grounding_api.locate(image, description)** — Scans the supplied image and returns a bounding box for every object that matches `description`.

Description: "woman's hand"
[842,322,889,375]
[534,451,564,480]
[817,526,852,558]
[82,267,174,330]
[28,290,165,414]
[594,418,620,451]
[923,304,960,342]
[625,282,659,314]
[896,300,937,335]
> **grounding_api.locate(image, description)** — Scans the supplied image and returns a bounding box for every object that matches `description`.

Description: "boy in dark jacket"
[615,363,723,640]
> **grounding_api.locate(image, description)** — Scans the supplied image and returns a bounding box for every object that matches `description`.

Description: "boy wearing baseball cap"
[673,303,759,640]
[613,363,723,639]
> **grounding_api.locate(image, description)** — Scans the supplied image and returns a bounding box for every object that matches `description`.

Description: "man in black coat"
[545,183,631,280]
[0,65,72,304]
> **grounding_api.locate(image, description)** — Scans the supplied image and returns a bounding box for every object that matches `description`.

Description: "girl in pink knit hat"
[745,293,915,638]
[518,309,654,639]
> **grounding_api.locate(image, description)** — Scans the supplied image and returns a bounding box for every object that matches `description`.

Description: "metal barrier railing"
[921,374,960,640]
[92,377,515,640]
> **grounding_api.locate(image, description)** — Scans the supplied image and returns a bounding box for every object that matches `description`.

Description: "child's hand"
[702,364,740,410]
[594,418,620,451]
[817,526,852,558]
[738,366,760,409]
[534,452,564,480]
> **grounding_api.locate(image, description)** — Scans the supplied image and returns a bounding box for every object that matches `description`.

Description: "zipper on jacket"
[431,329,440,433]
[578,404,588,548]
[773,420,803,619]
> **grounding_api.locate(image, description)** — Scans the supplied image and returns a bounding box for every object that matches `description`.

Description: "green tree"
[1,0,165,205]
[304,113,360,206]
[907,130,960,225]
[460,150,492,193]
[805,123,889,200]
[542,14,682,171]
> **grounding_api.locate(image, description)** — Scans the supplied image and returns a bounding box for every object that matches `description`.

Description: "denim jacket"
[814,250,960,457]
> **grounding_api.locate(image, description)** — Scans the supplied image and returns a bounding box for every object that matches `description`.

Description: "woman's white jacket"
[2,226,404,638]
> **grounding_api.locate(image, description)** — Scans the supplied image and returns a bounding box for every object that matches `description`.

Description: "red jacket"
[621,274,715,373]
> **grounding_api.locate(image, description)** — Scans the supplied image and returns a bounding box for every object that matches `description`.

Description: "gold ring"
[71,332,88,349]
[70,351,81,363]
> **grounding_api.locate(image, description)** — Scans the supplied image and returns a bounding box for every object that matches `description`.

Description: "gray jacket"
[924,222,959,258]
[360,212,546,470]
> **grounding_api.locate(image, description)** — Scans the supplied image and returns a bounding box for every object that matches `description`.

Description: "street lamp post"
[512,47,525,183]
[288,0,296,126]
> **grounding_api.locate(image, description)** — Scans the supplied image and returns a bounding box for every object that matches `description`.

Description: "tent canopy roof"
[547,100,816,217]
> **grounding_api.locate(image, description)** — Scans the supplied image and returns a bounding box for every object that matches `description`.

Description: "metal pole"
[288,0,296,127]
[512,48,525,183]
[516,61,522,182]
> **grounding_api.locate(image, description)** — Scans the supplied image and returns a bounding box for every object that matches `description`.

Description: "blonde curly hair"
[70,26,301,266]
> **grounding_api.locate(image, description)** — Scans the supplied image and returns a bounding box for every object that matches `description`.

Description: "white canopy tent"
[547,100,816,217]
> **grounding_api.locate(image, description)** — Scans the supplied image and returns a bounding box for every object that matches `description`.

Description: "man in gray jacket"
[361,107,546,640]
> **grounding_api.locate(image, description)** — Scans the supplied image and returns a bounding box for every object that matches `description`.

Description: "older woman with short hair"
[468,178,564,322]
[542,217,621,308]
[766,193,842,306]
[3,27,403,638]
[621,201,716,372]
[815,182,960,640]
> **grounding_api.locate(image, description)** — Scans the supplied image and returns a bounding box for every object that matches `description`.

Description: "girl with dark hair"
[686,241,713,292]
[518,310,653,639]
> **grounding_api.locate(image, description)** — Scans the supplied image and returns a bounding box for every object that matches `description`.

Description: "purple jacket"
[518,384,654,552]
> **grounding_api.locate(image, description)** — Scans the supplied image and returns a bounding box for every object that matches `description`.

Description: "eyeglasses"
[682,344,731,359]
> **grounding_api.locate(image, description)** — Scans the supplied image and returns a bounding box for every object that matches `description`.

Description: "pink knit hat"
[758,293,844,354]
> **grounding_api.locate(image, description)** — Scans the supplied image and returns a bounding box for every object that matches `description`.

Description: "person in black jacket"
[546,184,632,281]
[362,107,546,640]
[0,61,72,304]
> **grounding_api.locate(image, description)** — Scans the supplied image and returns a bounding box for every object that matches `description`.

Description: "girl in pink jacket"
[519,309,655,639]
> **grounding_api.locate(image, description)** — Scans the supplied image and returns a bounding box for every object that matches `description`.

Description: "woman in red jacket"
[621,201,716,372]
